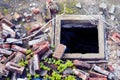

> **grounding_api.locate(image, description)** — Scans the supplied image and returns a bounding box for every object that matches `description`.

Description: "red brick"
[1,18,14,28]
[89,71,107,78]
[33,41,49,56]
[28,26,41,35]
[111,32,120,45]
[53,44,66,59]
[89,78,107,80]
[12,45,27,54]
[33,41,49,50]
[0,44,10,49]
[107,65,114,72]
[73,60,92,69]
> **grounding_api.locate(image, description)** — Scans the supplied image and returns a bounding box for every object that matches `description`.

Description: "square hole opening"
[60,20,99,53]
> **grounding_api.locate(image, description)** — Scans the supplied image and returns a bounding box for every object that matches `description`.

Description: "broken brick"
[89,71,107,78]
[93,65,110,76]
[13,12,21,21]
[107,65,114,72]
[53,44,66,59]
[33,41,49,50]
[73,69,89,80]
[5,62,24,74]
[13,52,26,63]
[1,18,14,28]
[28,26,41,35]
[111,32,120,45]
[33,41,49,56]
[0,48,12,55]
[73,60,92,69]
[32,8,40,14]
[12,45,27,54]
[33,54,40,72]
[89,78,107,80]
[0,43,10,49]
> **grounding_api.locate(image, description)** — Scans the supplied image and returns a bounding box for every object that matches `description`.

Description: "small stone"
[110,15,115,20]
[109,5,115,14]
[76,3,82,9]
[13,12,21,21]
[99,3,107,10]
[33,8,40,14]
[63,68,73,75]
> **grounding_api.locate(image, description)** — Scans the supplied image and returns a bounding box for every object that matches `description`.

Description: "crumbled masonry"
[0,0,120,80]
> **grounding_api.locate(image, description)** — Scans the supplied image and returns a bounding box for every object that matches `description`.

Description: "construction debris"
[0,0,120,80]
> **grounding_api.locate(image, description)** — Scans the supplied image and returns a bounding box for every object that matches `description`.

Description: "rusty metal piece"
[13,52,26,63]
[53,44,66,59]
[89,78,107,80]
[89,71,107,78]
[5,62,24,74]
[73,69,89,80]
[33,54,40,72]
[93,64,110,76]
[0,48,12,55]
[73,60,92,69]
[12,45,27,54]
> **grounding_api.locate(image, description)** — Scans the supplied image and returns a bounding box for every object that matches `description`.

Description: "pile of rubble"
[0,0,120,80]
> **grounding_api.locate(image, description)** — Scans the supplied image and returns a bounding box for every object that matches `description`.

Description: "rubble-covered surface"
[0,0,120,80]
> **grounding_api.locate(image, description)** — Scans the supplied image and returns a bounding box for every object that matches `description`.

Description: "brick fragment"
[5,62,24,74]
[73,60,92,69]
[89,71,107,78]
[93,65,110,76]
[53,44,66,59]
[89,78,107,80]
[73,69,89,80]
[0,48,12,55]
[33,54,40,72]
[12,45,27,54]
[33,41,49,56]
[107,65,114,72]
[111,32,120,45]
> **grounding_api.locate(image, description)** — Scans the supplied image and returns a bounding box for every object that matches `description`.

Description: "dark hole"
[60,20,99,53]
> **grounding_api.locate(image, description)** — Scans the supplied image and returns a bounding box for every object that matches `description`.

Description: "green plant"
[55,60,63,66]
[65,60,73,67]
[26,49,32,55]
[65,75,76,80]
[18,59,28,67]
[40,62,50,71]
[27,73,32,80]
[3,8,8,15]
[57,60,73,73]
[44,71,62,80]
[6,77,10,80]
[34,73,40,78]
[44,58,56,64]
